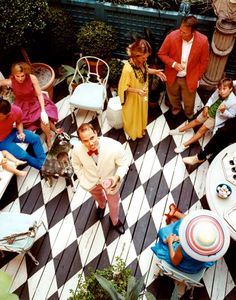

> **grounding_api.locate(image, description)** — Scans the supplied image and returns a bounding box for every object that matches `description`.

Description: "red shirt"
[0,105,22,141]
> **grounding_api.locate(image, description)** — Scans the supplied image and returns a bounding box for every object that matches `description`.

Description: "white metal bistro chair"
[68,56,110,125]
[0,212,47,265]
[155,259,206,299]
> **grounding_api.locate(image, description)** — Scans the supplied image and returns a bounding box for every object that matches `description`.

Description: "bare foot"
[15,159,27,166]
[15,170,27,177]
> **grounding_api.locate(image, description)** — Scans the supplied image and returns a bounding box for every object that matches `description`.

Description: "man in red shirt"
[0,98,46,170]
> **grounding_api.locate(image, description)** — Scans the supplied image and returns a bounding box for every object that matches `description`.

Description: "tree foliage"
[0,0,49,52]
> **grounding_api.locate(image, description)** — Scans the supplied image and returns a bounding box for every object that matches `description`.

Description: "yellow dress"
[118,61,148,140]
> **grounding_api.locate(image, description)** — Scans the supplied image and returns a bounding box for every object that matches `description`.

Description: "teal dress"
[151,220,215,274]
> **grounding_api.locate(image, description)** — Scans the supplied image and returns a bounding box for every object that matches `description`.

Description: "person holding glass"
[118,39,166,141]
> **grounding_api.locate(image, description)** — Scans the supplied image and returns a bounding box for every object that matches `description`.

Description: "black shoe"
[112,220,125,234]
[96,207,105,220]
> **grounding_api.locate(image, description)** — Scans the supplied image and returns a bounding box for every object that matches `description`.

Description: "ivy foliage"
[98,0,214,16]
[0,0,49,52]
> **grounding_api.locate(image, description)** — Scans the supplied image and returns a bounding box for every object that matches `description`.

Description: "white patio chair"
[68,56,110,125]
[0,212,47,265]
[155,259,206,299]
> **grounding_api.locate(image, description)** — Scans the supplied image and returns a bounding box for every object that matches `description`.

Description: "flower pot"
[32,63,55,100]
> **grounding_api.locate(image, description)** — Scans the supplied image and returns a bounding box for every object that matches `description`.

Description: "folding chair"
[68,56,109,125]
[155,259,206,299]
[0,212,47,265]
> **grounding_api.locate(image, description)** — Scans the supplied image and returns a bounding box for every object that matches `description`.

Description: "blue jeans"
[0,129,46,170]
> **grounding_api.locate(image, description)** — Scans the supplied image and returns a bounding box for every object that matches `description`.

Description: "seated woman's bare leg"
[41,121,52,148]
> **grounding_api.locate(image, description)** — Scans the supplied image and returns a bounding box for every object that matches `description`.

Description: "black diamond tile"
[54,240,82,289]
[180,284,210,300]
[47,292,60,300]
[147,275,174,300]
[225,286,236,300]
[15,281,29,300]
[171,177,199,212]
[20,182,44,214]
[224,241,236,284]
[45,188,71,229]
[104,127,127,144]
[83,248,109,277]
[200,195,210,210]
[26,233,52,277]
[126,258,139,277]
[130,211,156,254]
[0,252,17,268]
[57,114,77,136]
[148,104,162,124]
[128,134,152,161]
[0,176,18,209]
[164,108,186,129]
[72,198,97,237]
[120,162,141,199]
[144,170,169,208]
[155,135,176,167]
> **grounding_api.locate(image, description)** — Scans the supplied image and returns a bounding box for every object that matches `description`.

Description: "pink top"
[12,75,58,131]
[0,105,22,141]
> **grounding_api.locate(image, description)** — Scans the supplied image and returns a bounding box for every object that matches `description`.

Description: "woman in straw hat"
[151,207,230,274]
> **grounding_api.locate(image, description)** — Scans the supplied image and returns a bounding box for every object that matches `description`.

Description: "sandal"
[165,203,180,225]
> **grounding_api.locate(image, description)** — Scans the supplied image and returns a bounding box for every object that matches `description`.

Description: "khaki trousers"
[167,77,196,118]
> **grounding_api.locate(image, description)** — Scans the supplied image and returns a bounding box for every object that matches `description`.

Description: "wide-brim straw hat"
[179,210,230,262]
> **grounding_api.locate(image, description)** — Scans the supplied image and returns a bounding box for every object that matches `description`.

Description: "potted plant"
[0,270,19,300]
[54,62,87,91]
[68,257,155,300]
[68,257,135,299]
[76,20,118,60]
[95,273,156,300]
[108,58,124,94]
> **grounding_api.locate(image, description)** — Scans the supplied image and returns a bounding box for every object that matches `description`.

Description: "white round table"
[206,143,236,240]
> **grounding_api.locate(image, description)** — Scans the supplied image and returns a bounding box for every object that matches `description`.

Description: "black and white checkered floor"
[1,90,236,300]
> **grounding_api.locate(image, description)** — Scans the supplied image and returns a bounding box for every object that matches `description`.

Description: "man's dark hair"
[77,123,95,139]
[0,98,11,115]
[182,16,198,32]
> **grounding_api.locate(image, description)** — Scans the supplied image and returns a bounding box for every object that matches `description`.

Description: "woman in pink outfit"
[0,62,58,148]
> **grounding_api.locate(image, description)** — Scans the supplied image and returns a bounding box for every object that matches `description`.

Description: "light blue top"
[151,220,215,274]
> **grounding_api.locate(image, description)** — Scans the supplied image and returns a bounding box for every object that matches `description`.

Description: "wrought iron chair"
[155,259,206,299]
[0,212,47,265]
[68,56,110,125]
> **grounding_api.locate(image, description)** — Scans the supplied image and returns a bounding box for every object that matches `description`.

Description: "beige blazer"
[71,137,129,191]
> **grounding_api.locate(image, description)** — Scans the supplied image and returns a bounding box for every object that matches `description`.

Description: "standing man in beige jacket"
[71,123,129,234]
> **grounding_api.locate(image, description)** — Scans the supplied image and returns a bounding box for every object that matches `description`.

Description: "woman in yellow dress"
[118,39,166,140]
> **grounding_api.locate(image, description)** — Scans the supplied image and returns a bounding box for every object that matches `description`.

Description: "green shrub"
[34,5,77,63]
[0,0,49,53]
[76,21,117,60]
[108,58,124,87]
[68,257,132,300]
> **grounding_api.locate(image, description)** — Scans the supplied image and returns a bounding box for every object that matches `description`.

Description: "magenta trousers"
[90,184,120,225]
